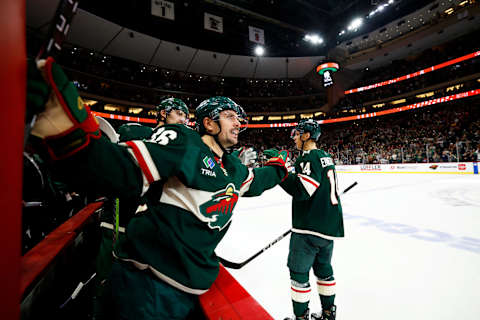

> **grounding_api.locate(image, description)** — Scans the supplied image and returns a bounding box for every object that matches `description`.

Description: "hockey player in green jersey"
[155,97,189,127]
[279,119,344,320]
[115,97,189,143]
[93,97,189,320]
[27,57,288,319]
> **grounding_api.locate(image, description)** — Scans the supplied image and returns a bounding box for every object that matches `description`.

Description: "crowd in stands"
[241,99,480,165]
[50,44,316,100]
[336,30,480,109]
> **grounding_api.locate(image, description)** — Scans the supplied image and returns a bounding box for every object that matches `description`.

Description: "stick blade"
[218,257,243,269]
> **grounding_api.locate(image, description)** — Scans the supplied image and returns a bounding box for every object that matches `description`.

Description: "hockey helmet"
[195,96,248,134]
[294,119,322,141]
[156,97,189,123]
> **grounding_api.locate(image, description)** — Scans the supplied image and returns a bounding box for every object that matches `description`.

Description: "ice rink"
[215,173,480,319]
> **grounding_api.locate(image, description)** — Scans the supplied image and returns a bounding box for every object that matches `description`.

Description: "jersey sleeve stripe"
[125,148,150,196]
[125,141,161,184]
[298,174,320,197]
[239,169,254,196]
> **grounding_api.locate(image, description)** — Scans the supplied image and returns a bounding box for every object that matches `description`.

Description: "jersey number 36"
[150,127,178,145]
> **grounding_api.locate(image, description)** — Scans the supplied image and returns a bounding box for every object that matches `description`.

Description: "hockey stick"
[341,181,358,194]
[36,0,80,61]
[25,0,81,147]
[218,181,358,269]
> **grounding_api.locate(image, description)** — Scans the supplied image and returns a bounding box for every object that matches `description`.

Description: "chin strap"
[213,134,228,154]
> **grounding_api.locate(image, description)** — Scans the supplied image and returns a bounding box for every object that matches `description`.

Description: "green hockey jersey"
[99,122,154,227]
[59,124,286,295]
[280,149,344,240]
[118,122,154,142]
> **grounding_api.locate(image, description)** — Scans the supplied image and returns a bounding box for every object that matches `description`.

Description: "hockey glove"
[28,58,101,160]
[237,147,257,166]
[264,149,290,181]
[263,148,280,160]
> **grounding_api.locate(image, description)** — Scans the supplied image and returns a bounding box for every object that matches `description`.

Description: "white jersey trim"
[131,141,161,182]
[291,228,343,240]
[160,177,235,231]
[113,253,208,295]
[125,148,150,196]
[298,174,320,197]
[239,169,254,196]
[100,222,125,233]
[121,141,161,196]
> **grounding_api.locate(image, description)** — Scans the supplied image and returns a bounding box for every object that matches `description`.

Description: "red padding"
[200,265,273,320]
[20,201,104,298]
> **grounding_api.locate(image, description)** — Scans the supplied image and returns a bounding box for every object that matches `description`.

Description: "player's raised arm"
[238,149,289,197]
[26,58,185,198]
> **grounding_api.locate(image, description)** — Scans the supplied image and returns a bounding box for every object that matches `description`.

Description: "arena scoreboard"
[316,62,339,88]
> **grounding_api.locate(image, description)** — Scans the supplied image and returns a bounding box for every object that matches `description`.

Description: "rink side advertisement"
[336,162,478,174]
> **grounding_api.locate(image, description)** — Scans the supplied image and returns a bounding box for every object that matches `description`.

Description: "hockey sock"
[290,271,310,317]
[316,275,336,310]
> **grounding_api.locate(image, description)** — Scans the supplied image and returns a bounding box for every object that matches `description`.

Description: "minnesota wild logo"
[199,183,239,230]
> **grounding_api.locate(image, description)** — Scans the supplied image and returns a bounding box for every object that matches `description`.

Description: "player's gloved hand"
[264,149,290,181]
[263,148,280,160]
[277,150,290,163]
[28,57,101,160]
[238,147,257,166]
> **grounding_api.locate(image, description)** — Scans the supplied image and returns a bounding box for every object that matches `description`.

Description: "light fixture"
[347,18,363,31]
[254,45,265,56]
[304,34,324,45]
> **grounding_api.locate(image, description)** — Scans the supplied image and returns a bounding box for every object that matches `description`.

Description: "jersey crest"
[199,183,239,230]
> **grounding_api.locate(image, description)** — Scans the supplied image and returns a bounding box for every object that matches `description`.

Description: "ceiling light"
[304,34,323,45]
[254,45,265,56]
[347,18,363,31]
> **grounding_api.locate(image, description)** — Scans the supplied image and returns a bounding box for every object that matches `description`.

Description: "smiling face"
[216,110,241,147]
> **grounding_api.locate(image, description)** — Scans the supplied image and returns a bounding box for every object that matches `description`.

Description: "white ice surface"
[215,173,480,319]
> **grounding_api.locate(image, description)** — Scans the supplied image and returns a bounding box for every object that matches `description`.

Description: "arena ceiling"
[75,0,435,57]
[31,0,471,78]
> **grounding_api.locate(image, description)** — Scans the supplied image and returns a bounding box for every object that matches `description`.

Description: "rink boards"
[336,162,479,174]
